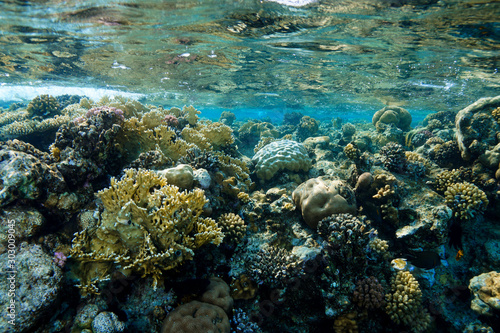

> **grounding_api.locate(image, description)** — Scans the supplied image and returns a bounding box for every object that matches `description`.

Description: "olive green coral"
[444,182,489,220]
[385,271,431,332]
[27,94,60,118]
[70,169,223,289]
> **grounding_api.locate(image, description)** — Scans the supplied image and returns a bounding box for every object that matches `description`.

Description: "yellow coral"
[71,169,223,289]
[333,312,358,333]
[444,182,489,220]
[369,238,389,253]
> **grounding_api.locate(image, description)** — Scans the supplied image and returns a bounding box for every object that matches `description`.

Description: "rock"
[469,271,500,316]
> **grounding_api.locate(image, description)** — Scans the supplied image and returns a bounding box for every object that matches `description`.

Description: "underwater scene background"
[0,0,499,332]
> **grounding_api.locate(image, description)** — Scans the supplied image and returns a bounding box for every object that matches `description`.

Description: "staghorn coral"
[353,277,385,310]
[217,213,247,245]
[372,106,412,132]
[70,169,223,289]
[444,182,489,220]
[252,139,311,181]
[27,94,60,118]
[385,271,431,332]
[293,178,357,228]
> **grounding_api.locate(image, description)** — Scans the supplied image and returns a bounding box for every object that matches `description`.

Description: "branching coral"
[217,213,247,245]
[353,277,385,310]
[70,169,223,290]
[27,94,60,118]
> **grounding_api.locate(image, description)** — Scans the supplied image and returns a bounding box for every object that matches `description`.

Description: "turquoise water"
[1,0,498,118]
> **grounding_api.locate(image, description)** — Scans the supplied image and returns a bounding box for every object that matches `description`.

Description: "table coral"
[293,178,357,228]
[70,169,223,289]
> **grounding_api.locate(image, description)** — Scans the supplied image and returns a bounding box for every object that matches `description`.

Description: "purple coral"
[86,106,124,121]
[353,276,385,310]
[163,114,179,127]
[53,251,67,268]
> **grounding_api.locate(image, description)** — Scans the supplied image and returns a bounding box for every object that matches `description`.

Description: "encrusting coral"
[70,169,223,290]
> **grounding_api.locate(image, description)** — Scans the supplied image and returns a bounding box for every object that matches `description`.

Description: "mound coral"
[70,169,223,289]
[252,139,311,181]
[372,106,412,132]
[162,277,233,333]
[293,178,357,228]
[444,182,489,220]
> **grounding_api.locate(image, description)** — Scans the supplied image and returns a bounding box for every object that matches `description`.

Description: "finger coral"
[444,182,489,220]
[385,271,431,332]
[70,169,223,289]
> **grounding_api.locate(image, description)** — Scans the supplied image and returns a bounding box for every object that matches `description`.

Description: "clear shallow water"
[0,0,499,121]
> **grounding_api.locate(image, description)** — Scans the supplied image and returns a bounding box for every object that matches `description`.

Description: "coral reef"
[293,178,357,228]
[455,95,500,160]
[162,278,233,333]
[252,139,311,181]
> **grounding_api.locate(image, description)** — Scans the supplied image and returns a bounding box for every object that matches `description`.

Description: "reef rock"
[469,271,500,316]
[0,243,63,332]
[455,95,500,161]
[0,140,66,207]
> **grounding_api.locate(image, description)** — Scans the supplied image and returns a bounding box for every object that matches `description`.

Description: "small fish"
[405,251,441,270]
[455,249,464,261]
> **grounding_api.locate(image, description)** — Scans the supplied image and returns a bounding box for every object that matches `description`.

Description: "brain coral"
[292,178,357,228]
[372,106,412,132]
[252,139,311,180]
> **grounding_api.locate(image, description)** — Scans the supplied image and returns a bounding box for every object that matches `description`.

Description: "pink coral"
[163,114,179,127]
[53,252,67,268]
